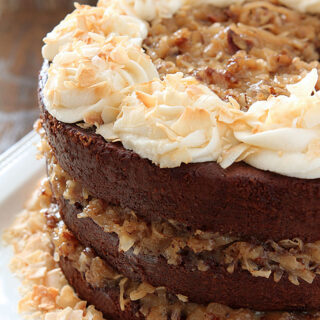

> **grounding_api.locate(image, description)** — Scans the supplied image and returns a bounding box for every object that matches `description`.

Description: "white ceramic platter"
[0,131,45,320]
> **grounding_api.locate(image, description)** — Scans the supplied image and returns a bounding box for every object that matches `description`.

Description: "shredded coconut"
[2,180,104,320]
[4,179,320,320]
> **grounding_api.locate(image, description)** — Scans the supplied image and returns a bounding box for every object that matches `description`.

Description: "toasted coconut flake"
[45,145,320,285]
[44,34,158,126]
[176,294,188,303]
[42,3,148,61]
[130,282,156,301]
[3,180,105,320]
[119,278,129,311]
[41,0,320,178]
[57,286,82,309]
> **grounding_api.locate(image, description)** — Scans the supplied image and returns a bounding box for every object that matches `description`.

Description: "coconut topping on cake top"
[42,1,320,178]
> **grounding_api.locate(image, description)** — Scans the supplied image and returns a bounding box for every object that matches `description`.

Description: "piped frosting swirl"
[44,34,158,124]
[98,73,225,167]
[97,70,320,178]
[220,69,320,179]
[42,1,320,178]
[42,3,148,61]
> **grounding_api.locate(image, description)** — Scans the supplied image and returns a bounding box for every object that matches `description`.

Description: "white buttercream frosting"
[44,34,158,124]
[228,69,320,179]
[96,70,320,178]
[42,0,320,63]
[42,4,148,61]
[97,73,226,167]
[42,0,320,178]
[98,0,183,20]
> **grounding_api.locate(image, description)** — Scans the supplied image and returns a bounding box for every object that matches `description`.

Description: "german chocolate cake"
[36,0,320,318]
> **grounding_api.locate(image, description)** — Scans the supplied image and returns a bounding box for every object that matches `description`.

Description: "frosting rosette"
[42,3,148,61]
[98,73,227,168]
[97,0,183,21]
[223,69,320,179]
[43,34,158,124]
[42,0,320,178]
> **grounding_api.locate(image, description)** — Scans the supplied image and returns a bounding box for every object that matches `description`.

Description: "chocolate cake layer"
[39,61,320,242]
[57,229,320,320]
[58,195,320,311]
[59,256,142,320]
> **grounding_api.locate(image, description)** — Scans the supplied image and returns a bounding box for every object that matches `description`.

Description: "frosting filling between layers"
[42,0,320,178]
[48,193,320,319]
[50,215,271,320]
[5,176,320,319]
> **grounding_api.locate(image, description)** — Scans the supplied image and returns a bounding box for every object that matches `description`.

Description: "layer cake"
[37,0,320,319]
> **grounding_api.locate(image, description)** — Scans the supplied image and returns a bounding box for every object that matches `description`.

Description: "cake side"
[40,133,320,311]
[59,195,320,311]
[39,62,320,242]
[5,178,320,320]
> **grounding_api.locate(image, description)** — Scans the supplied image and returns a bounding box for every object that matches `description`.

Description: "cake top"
[42,0,320,178]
